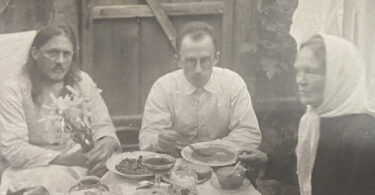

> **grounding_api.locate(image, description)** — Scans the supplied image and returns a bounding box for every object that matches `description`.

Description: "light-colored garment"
[296,34,370,195]
[139,67,261,151]
[0,71,118,193]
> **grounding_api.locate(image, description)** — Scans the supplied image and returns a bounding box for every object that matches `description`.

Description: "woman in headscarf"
[239,34,375,195]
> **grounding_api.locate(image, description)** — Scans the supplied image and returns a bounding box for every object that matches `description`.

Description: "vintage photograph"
[0,0,374,194]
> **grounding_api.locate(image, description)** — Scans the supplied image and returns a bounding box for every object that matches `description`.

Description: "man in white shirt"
[139,21,261,156]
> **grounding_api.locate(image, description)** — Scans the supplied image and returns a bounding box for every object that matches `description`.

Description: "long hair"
[25,24,81,103]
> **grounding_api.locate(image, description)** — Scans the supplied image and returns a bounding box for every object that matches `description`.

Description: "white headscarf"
[296,34,370,195]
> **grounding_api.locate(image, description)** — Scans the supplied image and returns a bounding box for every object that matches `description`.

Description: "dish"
[181,142,238,167]
[210,174,250,192]
[161,170,210,185]
[106,151,155,179]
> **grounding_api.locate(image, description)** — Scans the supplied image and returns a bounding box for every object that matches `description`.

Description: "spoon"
[231,161,241,175]
[188,144,214,156]
[136,180,154,189]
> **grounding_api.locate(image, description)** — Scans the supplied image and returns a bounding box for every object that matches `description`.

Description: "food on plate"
[190,146,235,164]
[143,157,173,166]
[168,185,197,195]
[215,166,245,189]
[115,156,152,175]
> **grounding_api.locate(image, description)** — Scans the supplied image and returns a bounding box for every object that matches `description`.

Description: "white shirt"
[139,67,261,151]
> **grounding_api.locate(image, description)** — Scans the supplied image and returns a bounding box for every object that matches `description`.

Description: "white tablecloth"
[100,172,261,195]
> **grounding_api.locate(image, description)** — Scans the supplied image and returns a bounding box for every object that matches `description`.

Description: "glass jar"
[69,176,109,195]
[169,168,198,195]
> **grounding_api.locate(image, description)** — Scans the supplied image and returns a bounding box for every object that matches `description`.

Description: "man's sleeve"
[0,82,60,168]
[139,80,173,151]
[81,72,120,149]
[221,75,262,150]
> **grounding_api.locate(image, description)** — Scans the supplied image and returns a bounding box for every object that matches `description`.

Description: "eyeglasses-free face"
[294,47,325,107]
[31,35,74,83]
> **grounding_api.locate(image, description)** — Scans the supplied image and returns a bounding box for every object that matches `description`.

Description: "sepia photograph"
[0,0,374,194]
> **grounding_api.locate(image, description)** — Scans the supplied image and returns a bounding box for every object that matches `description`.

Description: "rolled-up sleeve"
[0,82,60,168]
[221,75,261,149]
[139,81,173,152]
[80,72,120,149]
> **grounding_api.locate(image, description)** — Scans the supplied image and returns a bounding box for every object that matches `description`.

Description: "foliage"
[257,0,298,79]
[41,86,101,152]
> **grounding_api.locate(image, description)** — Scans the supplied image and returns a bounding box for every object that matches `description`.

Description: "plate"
[181,142,238,167]
[106,151,155,179]
[161,172,210,184]
[210,174,250,192]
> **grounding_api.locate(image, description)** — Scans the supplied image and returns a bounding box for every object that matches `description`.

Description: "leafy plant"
[41,86,101,152]
[257,0,298,79]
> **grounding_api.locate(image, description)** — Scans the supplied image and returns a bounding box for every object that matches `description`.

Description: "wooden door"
[80,0,234,120]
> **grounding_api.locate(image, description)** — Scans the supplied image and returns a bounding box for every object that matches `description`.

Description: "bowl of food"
[106,151,154,179]
[214,166,246,190]
[181,142,238,167]
[141,153,176,187]
[141,153,176,174]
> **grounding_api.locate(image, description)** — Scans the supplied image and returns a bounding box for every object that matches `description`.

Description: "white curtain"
[290,0,375,105]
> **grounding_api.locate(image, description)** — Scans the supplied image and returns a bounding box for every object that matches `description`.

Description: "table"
[101,171,261,195]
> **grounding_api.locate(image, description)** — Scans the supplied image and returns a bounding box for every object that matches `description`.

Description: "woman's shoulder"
[341,113,375,129]
[324,113,375,126]
[334,114,375,142]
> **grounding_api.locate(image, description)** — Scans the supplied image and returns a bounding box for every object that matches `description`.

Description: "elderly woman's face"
[31,35,74,82]
[294,47,325,107]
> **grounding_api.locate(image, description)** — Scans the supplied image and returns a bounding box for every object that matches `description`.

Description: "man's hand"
[158,130,179,156]
[238,148,268,168]
[51,147,87,167]
[86,137,119,177]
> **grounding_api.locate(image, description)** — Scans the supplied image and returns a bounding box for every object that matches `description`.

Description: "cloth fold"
[295,34,372,195]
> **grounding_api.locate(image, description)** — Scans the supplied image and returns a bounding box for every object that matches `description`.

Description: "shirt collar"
[182,71,218,95]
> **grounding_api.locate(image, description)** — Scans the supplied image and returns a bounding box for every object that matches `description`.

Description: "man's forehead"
[179,34,215,54]
[40,36,73,51]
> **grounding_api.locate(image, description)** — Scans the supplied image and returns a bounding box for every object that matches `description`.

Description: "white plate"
[181,142,238,167]
[106,151,155,179]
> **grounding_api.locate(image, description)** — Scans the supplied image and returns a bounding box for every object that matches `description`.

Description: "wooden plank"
[0,0,52,33]
[91,2,224,19]
[92,19,142,116]
[139,18,176,110]
[232,0,258,93]
[221,0,235,68]
[146,0,177,51]
[80,0,94,74]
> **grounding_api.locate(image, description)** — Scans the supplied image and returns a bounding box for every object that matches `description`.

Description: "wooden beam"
[80,0,94,75]
[146,0,177,51]
[221,0,235,68]
[91,2,224,19]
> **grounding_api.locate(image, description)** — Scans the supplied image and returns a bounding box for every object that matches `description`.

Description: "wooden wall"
[83,0,234,117]
[0,0,78,33]
[0,0,296,116]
